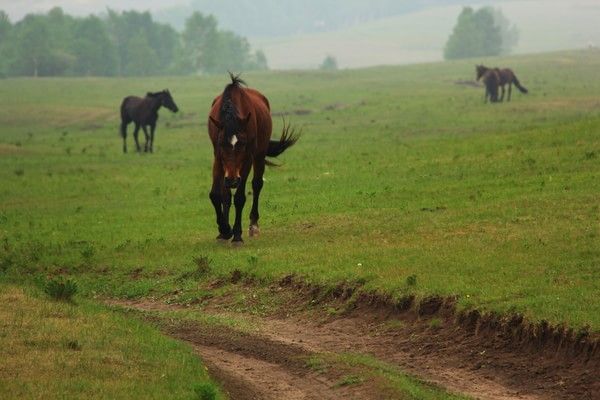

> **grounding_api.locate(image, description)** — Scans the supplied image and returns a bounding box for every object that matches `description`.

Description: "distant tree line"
[0,8,268,77]
[444,7,519,60]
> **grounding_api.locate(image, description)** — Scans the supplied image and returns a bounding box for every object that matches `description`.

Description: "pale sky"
[0,0,190,21]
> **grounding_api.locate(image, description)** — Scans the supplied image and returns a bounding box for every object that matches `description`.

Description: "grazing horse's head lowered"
[148,89,179,113]
[210,86,252,189]
[475,65,487,81]
[475,65,528,103]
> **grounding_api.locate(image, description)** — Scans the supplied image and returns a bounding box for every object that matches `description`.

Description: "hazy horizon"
[2,0,599,70]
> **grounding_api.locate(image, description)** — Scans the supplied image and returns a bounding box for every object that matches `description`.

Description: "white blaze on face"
[230,134,238,148]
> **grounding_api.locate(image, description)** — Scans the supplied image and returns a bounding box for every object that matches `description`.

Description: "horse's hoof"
[216,232,233,241]
[249,224,260,237]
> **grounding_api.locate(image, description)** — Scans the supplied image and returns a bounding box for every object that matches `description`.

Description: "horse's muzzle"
[224,177,239,189]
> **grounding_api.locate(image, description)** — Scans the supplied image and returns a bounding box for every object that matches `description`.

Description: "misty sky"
[0,0,189,20]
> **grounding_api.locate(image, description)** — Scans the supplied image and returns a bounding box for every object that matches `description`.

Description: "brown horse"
[208,73,299,243]
[475,65,500,103]
[120,90,179,153]
[476,65,528,102]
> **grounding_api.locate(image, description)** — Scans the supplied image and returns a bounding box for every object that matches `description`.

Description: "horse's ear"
[241,112,251,127]
[209,116,222,130]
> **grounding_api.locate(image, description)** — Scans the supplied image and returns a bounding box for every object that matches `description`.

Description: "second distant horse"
[120,90,179,153]
[476,65,528,103]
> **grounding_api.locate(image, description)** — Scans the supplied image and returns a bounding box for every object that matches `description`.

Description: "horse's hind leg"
[133,124,142,152]
[121,121,128,153]
[508,83,512,102]
[249,158,265,237]
[500,85,505,102]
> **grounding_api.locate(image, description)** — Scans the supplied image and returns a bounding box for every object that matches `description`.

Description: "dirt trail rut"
[115,299,599,400]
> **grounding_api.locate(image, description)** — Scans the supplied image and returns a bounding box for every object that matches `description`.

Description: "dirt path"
[114,298,599,400]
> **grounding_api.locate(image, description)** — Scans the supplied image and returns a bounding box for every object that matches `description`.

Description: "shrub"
[320,55,338,71]
[45,278,78,301]
[193,383,217,400]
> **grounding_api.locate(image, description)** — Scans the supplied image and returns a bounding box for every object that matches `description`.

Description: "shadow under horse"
[207,73,299,244]
[476,65,528,103]
[120,90,179,153]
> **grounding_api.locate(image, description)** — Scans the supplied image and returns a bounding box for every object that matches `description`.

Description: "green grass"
[309,353,469,399]
[0,284,223,399]
[1,49,599,330]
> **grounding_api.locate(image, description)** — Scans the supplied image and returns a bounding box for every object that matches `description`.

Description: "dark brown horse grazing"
[476,65,528,102]
[208,73,299,244]
[475,65,500,103]
[120,90,179,153]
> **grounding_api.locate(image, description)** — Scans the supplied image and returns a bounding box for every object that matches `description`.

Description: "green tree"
[320,55,338,70]
[13,15,51,76]
[0,11,12,75]
[73,16,117,76]
[444,7,504,60]
[181,12,219,73]
[491,8,519,55]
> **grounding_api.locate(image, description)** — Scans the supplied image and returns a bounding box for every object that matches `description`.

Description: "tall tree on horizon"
[444,7,507,60]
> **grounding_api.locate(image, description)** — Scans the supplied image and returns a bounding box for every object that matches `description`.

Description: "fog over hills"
[3,0,599,70]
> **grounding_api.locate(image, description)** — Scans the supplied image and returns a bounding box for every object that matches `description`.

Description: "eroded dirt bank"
[111,281,599,400]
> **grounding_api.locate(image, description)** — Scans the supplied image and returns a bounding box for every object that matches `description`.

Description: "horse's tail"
[119,97,130,138]
[513,75,528,94]
[265,120,300,166]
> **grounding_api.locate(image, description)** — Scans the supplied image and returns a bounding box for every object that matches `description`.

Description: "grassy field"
[0,283,222,399]
[0,48,599,337]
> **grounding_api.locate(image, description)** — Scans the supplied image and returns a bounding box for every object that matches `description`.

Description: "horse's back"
[121,96,144,120]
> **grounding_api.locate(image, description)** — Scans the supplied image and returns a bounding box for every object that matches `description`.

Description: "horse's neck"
[147,97,162,113]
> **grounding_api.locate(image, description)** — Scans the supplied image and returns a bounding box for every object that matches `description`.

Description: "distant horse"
[208,73,299,243]
[475,65,500,103]
[476,65,528,102]
[120,90,179,153]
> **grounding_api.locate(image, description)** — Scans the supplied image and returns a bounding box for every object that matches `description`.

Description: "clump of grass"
[193,383,217,400]
[305,356,328,373]
[247,255,258,268]
[81,243,95,262]
[428,318,443,330]
[179,256,212,281]
[65,339,82,351]
[45,278,78,302]
[14,168,24,176]
[336,374,363,387]
[405,275,417,286]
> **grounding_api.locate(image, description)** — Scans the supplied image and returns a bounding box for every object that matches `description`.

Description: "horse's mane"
[219,72,246,141]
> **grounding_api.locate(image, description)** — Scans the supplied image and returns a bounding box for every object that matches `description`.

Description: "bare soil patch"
[112,281,599,400]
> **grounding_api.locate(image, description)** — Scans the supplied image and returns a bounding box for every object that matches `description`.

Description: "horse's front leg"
[508,83,512,102]
[133,124,142,152]
[141,126,150,152]
[249,158,265,237]
[500,85,505,102]
[209,160,232,240]
[149,124,156,153]
[231,178,248,244]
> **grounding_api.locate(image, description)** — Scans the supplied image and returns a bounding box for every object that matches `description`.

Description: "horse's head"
[210,110,252,189]
[475,65,487,81]
[149,90,179,113]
